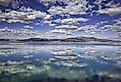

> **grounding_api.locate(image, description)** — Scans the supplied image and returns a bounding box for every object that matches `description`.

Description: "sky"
[0,0,121,39]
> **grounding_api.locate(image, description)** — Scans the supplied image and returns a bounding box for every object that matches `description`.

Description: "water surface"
[0,44,121,82]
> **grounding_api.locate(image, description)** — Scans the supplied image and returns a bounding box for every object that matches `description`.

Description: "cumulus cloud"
[78,25,96,31]
[50,25,78,35]
[99,24,121,38]
[39,0,87,7]
[50,29,72,35]
[105,1,121,8]
[23,25,33,29]
[91,0,121,16]
[48,4,87,15]
[39,0,88,16]
[41,0,120,17]
[42,17,88,27]
[54,25,77,30]
[0,0,12,5]
[48,23,56,27]
[0,7,50,23]
[77,25,105,35]
[0,0,22,8]
[100,24,120,31]
[51,29,66,34]
[53,18,88,25]
[113,18,121,25]
[43,20,52,24]
[95,21,108,26]
[38,0,56,6]
[97,7,121,16]
[0,28,39,39]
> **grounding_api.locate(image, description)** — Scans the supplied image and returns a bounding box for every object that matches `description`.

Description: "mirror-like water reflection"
[0,44,121,82]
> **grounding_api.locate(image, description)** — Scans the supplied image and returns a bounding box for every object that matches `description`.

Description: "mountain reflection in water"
[0,44,121,82]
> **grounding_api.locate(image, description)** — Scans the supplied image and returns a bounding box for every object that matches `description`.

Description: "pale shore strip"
[0,41,121,46]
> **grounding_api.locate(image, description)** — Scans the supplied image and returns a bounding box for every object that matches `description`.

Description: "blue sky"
[0,0,121,39]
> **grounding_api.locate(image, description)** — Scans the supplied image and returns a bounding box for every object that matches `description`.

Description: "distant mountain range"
[0,37,121,43]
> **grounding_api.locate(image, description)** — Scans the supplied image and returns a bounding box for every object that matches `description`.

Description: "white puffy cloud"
[48,23,56,27]
[42,17,88,27]
[0,0,21,8]
[77,25,106,35]
[113,18,121,25]
[50,29,72,35]
[43,20,52,24]
[95,21,108,26]
[99,24,121,39]
[100,25,121,31]
[0,0,12,5]
[0,28,39,39]
[54,25,77,30]
[105,1,121,8]
[51,29,66,34]
[48,5,87,16]
[50,25,78,35]
[53,18,88,25]
[97,6,121,16]
[78,25,97,31]
[0,7,50,23]
[42,0,120,17]
[23,25,33,29]
[39,0,87,6]
[41,0,88,16]
[91,0,121,16]
[38,0,56,6]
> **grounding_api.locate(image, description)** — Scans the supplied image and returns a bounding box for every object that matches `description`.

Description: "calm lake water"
[0,44,121,82]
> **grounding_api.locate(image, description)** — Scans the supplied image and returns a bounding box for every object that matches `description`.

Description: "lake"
[0,44,121,82]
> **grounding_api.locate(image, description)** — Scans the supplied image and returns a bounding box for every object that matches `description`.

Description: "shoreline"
[0,41,121,46]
